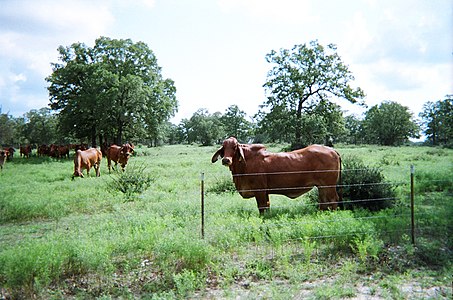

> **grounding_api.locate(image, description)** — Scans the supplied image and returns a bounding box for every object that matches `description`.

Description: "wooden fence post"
[201,172,205,239]
[410,165,415,245]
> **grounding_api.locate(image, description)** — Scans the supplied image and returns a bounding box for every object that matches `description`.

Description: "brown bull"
[72,148,102,178]
[106,143,134,173]
[0,150,8,171]
[212,137,342,214]
[5,147,14,160]
[20,145,31,158]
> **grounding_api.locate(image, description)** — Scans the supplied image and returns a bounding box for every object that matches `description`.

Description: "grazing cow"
[58,145,70,159]
[0,150,9,170]
[38,144,49,157]
[20,145,32,158]
[72,148,102,178]
[106,143,134,173]
[211,137,342,214]
[5,147,15,160]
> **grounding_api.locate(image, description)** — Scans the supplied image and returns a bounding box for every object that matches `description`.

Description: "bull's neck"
[229,158,246,175]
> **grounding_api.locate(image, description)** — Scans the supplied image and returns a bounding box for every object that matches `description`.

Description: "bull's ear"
[211,147,224,163]
[238,145,246,163]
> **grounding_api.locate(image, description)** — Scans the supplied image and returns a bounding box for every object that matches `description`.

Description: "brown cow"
[212,137,342,214]
[5,147,15,160]
[20,145,31,158]
[38,144,49,157]
[58,145,70,159]
[106,143,134,173]
[0,150,8,170]
[72,148,102,178]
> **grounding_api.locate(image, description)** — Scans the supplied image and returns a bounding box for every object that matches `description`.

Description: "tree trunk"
[90,124,97,148]
[294,98,304,149]
[116,123,123,145]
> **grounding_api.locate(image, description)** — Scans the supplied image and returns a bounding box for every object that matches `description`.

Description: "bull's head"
[120,143,134,158]
[211,137,245,166]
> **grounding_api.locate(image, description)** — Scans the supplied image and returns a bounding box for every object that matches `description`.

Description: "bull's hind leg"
[255,193,270,215]
[318,186,339,210]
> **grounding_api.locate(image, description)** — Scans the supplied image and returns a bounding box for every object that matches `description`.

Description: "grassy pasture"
[0,144,452,299]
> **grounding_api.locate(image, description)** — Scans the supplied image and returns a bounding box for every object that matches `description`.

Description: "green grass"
[0,144,452,299]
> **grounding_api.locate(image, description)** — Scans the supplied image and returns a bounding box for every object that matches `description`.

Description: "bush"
[108,163,154,201]
[341,155,396,211]
[207,176,236,194]
[415,168,453,193]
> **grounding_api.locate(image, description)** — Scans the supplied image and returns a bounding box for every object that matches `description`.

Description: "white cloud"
[218,0,319,24]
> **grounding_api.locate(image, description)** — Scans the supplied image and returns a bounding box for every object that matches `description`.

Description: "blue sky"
[0,0,451,123]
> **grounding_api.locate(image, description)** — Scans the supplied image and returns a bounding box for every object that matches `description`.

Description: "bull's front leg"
[95,162,101,177]
[107,158,112,173]
[255,192,270,215]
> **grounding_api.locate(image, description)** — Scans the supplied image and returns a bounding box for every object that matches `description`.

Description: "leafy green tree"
[256,99,346,146]
[419,95,453,146]
[342,114,364,144]
[362,101,419,146]
[21,108,58,145]
[262,40,365,147]
[254,104,295,143]
[47,37,177,146]
[220,105,253,142]
[0,112,17,146]
[184,109,224,146]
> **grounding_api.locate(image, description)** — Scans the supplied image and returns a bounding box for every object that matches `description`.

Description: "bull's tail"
[336,151,343,209]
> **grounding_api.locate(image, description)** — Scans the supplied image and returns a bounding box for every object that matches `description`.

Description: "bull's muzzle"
[222,157,232,166]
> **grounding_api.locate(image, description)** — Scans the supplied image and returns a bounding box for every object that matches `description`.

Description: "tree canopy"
[46,37,177,146]
[419,95,453,146]
[362,101,419,146]
[262,40,365,147]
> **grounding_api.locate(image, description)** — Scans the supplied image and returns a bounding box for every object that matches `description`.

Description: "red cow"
[106,143,134,173]
[20,145,32,158]
[0,149,9,170]
[72,148,102,178]
[49,144,59,158]
[5,147,15,160]
[211,137,342,214]
[38,144,49,157]
[58,145,70,159]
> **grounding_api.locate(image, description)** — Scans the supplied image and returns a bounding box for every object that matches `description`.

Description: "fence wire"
[200,167,452,250]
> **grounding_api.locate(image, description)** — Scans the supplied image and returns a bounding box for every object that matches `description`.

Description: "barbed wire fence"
[198,164,452,258]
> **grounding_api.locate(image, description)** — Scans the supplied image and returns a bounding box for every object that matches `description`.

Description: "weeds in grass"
[207,176,236,194]
[108,163,154,201]
[0,145,451,299]
[301,238,317,264]
[351,235,383,264]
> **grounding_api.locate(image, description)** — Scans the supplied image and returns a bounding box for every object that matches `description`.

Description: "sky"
[0,0,452,124]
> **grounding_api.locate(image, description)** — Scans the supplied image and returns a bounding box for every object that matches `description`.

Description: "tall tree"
[21,108,58,145]
[343,114,364,144]
[184,109,224,146]
[0,112,17,146]
[47,37,177,146]
[362,101,419,146]
[419,95,453,145]
[220,105,253,142]
[262,40,365,147]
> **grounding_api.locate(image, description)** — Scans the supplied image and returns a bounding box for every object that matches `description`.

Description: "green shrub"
[207,176,236,194]
[154,231,212,273]
[108,163,154,201]
[415,168,453,193]
[341,155,396,211]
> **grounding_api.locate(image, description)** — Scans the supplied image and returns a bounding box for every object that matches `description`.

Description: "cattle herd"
[2,137,343,213]
[0,143,135,179]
